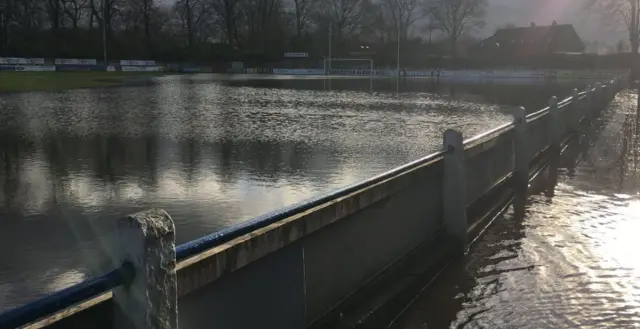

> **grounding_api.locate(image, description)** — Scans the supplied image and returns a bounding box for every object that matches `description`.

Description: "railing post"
[595,82,604,116]
[585,85,593,119]
[513,106,528,191]
[570,89,580,131]
[443,129,467,254]
[113,209,178,329]
[548,96,561,151]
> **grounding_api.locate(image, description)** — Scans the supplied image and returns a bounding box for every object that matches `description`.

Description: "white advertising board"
[121,66,163,72]
[120,60,156,66]
[284,52,309,58]
[13,65,56,72]
[55,58,97,65]
[272,68,324,75]
[0,58,45,65]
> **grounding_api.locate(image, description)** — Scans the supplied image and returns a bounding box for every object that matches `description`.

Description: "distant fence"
[0,58,45,65]
[232,67,629,80]
[0,65,56,72]
[0,77,627,329]
[0,57,165,73]
[0,56,629,79]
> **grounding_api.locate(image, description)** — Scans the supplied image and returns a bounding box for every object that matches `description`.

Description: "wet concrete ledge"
[330,109,613,329]
[315,135,580,329]
[29,141,570,329]
[30,153,447,329]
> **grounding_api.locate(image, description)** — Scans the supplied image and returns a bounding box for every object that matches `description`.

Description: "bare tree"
[44,0,63,53]
[0,0,11,52]
[380,0,424,41]
[122,0,155,52]
[316,0,366,40]
[586,0,640,54]
[88,0,94,27]
[239,0,286,52]
[62,0,89,29]
[291,0,313,36]
[136,0,154,51]
[427,0,487,56]
[208,0,240,47]
[174,0,209,51]
[90,0,120,45]
[422,20,439,45]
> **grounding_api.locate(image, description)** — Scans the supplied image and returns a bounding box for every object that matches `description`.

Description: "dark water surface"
[0,74,585,310]
[390,90,640,329]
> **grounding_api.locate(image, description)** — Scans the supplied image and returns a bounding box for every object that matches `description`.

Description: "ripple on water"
[0,77,582,311]
[391,90,640,329]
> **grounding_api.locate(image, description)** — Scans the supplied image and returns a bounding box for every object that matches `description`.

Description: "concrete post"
[113,209,178,329]
[548,96,561,151]
[513,106,528,191]
[595,82,604,115]
[570,89,580,131]
[585,85,593,119]
[443,129,467,254]
[610,80,616,100]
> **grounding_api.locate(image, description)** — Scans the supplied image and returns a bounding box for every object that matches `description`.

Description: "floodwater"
[0,74,584,311]
[390,90,640,329]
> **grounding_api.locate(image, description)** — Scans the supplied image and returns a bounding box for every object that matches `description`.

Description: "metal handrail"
[0,263,134,329]
[526,105,550,123]
[529,86,592,123]
[175,149,446,261]
[463,122,514,148]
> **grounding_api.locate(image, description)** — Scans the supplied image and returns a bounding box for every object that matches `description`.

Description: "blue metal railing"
[0,262,134,329]
[175,149,446,261]
[0,79,621,329]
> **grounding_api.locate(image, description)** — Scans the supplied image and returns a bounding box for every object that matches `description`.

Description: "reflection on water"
[390,90,640,329]
[0,75,584,310]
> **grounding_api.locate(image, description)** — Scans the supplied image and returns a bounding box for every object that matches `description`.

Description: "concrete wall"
[178,157,445,329]
[180,242,306,328]
[528,113,552,157]
[464,130,516,207]
[303,160,443,324]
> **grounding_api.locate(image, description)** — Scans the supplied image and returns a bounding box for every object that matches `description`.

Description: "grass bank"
[0,71,167,93]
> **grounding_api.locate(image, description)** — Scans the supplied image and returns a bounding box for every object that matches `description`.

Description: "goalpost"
[323,58,375,89]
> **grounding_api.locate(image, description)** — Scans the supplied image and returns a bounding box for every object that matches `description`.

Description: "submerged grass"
[0,71,166,93]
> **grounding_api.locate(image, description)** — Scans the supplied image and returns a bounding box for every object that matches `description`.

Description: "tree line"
[0,0,487,64]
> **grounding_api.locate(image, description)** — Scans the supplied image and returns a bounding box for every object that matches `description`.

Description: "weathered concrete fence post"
[570,89,580,132]
[548,96,561,152]
[595,82,604,116]
[585,85,593,118]
[513,106,528,191]
[603,81,611,103]
[114,209,178,329]
[443,129,467,254]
